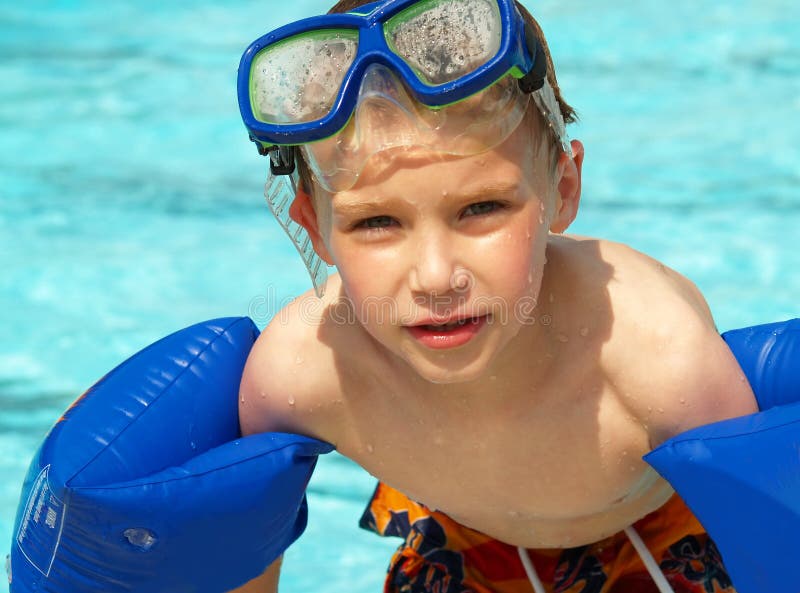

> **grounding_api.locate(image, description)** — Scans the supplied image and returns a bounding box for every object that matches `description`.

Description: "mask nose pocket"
[350,63,439,150]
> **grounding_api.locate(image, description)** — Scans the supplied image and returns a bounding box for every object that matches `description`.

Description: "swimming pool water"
[1,1,798,591]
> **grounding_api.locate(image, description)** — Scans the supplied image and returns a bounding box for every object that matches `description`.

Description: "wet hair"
[297,0,576,196]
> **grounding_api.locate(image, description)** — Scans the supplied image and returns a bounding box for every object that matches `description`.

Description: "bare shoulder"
[585,238,759,447]
[238,282,348,446]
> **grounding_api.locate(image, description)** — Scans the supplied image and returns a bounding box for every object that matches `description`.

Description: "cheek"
[331,241,400,314]
[484,213,548,283]
[470,222,548,325]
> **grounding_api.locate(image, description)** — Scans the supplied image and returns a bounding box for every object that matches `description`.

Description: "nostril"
[451,268,474,292]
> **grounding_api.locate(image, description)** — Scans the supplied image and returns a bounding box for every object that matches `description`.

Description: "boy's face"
[296,121,583,384]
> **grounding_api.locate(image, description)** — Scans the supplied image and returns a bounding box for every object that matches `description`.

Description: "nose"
[409,231,459,297]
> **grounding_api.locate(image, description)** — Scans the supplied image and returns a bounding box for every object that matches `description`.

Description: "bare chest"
[335,375,671,548]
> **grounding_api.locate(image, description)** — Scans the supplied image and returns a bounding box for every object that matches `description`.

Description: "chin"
[404,345,502,385]
[416,366,486,385]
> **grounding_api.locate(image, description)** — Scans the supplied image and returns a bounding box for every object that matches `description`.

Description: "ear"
[288,185,335,265]
[549,140,585,234]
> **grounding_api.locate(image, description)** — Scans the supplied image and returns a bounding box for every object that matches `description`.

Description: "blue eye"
[463,201,504,217]
[357,215,396,229]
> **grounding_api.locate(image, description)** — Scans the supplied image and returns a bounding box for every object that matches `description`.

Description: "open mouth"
[407,314,490,349]
[420,316,484,331]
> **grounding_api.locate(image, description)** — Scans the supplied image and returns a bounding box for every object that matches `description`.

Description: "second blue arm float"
[6,317,800,592]
[647,318,800,593]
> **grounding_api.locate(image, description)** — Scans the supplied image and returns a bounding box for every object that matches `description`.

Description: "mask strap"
[264,166,329,297]
[517,19,573,157]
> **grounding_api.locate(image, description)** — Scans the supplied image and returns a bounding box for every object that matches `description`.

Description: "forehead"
[326,115,552,203]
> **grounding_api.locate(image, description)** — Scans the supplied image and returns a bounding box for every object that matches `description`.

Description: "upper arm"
[239,319,292,437]
[642,319,758,448]
[238,302,340,444]
[605,247,758,448]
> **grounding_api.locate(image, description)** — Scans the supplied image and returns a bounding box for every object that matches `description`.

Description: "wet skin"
[239,123,758,548]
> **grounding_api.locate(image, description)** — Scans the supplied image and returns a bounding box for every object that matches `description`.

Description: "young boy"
[233,0,757,591]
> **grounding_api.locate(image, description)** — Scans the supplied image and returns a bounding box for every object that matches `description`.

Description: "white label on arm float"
[15,465,66,577]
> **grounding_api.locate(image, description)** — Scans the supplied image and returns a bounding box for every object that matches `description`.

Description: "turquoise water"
[1,0,798,591]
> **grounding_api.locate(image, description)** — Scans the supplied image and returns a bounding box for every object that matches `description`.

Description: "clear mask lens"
[384,0,502,85]
[250,29,358,125]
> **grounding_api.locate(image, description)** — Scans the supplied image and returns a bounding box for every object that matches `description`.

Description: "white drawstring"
[517,526,676,593]
[517,547,546,593]
[623,526,676,593]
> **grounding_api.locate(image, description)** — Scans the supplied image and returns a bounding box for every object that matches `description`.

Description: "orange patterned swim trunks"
[359,482,736,593]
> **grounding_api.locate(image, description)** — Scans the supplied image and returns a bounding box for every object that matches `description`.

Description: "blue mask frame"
[237,0,547,149]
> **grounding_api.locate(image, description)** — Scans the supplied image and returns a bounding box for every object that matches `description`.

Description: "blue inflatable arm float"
[647,319,800,593]
[8,317,333,593]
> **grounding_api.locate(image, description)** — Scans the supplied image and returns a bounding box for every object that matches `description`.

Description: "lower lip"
[406,315,489,350]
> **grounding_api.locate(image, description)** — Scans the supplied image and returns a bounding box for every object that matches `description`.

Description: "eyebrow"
[332,199,389,220]
[332,183,520,218]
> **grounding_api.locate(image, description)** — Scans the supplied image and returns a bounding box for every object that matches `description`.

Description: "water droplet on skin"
[629,465,637,472]
[508,510,521,518]
[679,397,686,404]
[287,395,296,406]
[657,407,664,413]
[580,327,589,337]
[548,293,555,303]
[240,395,245,403]
[647,406,653,412]
[442,190,448,197]
[489,375,497,381]
[366,443,374,453]
[295,355,304,364]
